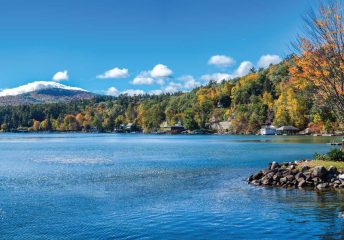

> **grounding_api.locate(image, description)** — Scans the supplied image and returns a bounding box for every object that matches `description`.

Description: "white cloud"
[106,87,120,96]
[122,89,145,96]
[208,55,235,67]
[163,82,183,93]
[235,61,254,77]
[156,78,165,85]
[150,64,173,78]
[52,70,69,81]
[0,81,86,97]
[201,73,232,82]
[201,61,253,82]
[131,71,154,85]
[97,67,129,79]
[257,54,282,69]
[179,75,201,89]
[149,89,164,95]
[130,65,172,85]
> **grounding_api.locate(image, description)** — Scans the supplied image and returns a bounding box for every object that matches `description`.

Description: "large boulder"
[312,166,328,178]
[301,165,310,173]
[328,166,338,175]
[316,183,329,190]
[252,171,263,180]
[295,172,306,181]
[270,161,279,170]
[298,180,306,188]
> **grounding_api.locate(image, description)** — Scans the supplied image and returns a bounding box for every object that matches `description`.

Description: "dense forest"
[0,57,342,134]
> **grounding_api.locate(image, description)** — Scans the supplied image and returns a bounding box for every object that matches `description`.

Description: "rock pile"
[248,161,344,190]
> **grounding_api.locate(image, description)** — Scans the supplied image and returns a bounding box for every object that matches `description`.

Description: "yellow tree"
[32,120,40,131]
[291,1,344,120]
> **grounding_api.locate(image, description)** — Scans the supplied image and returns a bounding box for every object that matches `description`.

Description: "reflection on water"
[0,133,343,239]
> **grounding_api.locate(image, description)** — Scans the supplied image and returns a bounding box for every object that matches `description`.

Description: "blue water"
[0,133,343,239]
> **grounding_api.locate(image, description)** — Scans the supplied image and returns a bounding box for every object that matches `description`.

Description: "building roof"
[277,126,299,131]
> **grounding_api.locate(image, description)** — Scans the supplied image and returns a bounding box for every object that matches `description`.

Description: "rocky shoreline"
[248,161,344,190]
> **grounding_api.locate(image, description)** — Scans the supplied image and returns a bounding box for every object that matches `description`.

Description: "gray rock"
[298,180,306,188]
[286,175,295,181]
[328,166,338,175]
[312,166,327,178]
[251,180,261,186]
[312,177,322,184]
[252,172,263,180]
[273,175,280,182]
[280,177,287,183]
[295,172,306,180]
[301,166,310,172]
[270,162,279,170]
[305,174,312,181]
[316,183,329,190]
[262,179,271,185]
[334,180,341,185]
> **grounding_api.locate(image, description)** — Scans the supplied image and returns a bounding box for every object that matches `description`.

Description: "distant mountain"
[0,81,97,106]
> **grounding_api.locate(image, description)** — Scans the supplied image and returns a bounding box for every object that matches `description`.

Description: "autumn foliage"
[290,1,344,120]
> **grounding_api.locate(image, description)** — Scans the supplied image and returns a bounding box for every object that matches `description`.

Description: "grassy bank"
[300,160,344,171]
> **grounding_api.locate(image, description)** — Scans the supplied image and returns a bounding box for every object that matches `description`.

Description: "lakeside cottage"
[276,126,299,135]
[260,125,277,135]
[161,120,185,134]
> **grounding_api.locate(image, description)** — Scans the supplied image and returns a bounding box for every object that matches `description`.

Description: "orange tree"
[290,1,344,121]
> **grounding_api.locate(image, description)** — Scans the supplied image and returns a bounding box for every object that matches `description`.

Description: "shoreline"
[0,130,343,138]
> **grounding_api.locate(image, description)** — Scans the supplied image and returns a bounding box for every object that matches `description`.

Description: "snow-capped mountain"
[0,81,96,105]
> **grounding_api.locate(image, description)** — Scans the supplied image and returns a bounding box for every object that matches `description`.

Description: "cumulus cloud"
[131,71,154,85]
[130,64,173,85]
[156,78,165,85]
[201,73,232,82]
[257,54,282,69]
[163,82,183,93]
[201,60,253,82]
[149,89,164,95]
[0,81,86,97]
[97,67,129,79]
[208,55,235,67]
[122,89,145,96]
[52,70,69,81]
[179,75,201,89]
[106,87,120,96]
[150,64,173,78]
[235,61,254,77]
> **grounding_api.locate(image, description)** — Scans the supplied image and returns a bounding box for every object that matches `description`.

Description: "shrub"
[327,148,344,161]
[314,153,328,161]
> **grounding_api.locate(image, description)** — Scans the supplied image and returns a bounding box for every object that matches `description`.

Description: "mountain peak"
[0,81,87,97]
[0,81,95,106]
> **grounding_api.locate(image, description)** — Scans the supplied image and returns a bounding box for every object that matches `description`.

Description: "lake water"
[0,133,343,239]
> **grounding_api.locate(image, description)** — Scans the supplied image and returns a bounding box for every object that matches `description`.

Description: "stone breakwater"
[248,161,344,190]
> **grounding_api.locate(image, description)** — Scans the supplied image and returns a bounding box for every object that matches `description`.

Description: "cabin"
[276,126,299,135]
[260,125,277,135]
[161,120,185,134]
[126,123,134,131]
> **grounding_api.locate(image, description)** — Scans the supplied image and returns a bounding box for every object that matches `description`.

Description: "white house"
[260,125,277,135]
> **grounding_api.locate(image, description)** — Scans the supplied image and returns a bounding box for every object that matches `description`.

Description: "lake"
[0,133,343,239]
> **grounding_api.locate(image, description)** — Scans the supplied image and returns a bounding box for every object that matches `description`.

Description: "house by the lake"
[161,120,185,134]
[276,126,299,135]
[260,125,277,135]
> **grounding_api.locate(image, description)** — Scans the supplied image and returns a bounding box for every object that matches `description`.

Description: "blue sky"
[0,0,315,95]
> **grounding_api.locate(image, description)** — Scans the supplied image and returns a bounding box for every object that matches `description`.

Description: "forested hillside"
[0,58,341,134]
